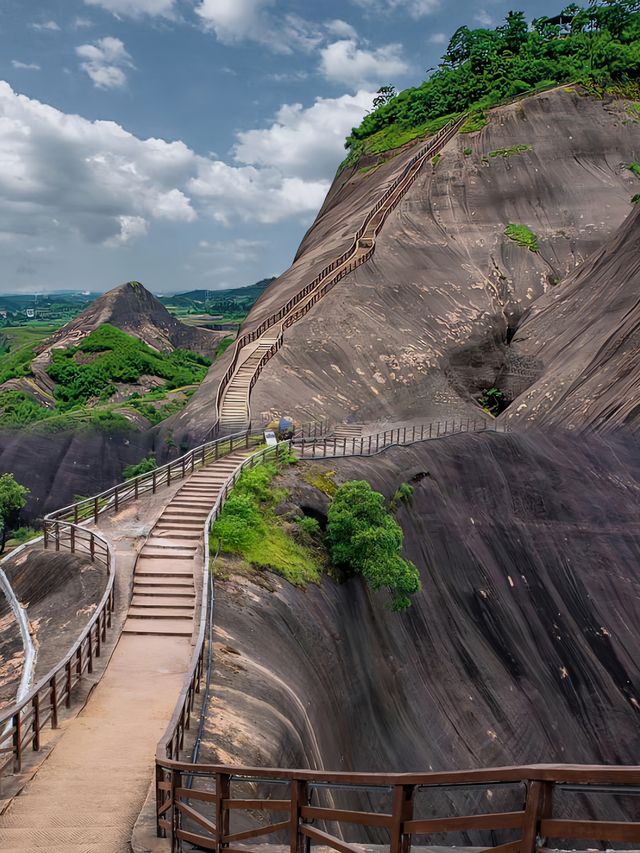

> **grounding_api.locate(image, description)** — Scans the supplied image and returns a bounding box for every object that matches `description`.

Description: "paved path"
[0,451,250,852]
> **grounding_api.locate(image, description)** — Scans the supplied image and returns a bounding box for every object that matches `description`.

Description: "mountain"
[41,281,221,355]
[501,205,640,432]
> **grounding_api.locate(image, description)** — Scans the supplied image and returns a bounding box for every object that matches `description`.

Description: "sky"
[0,0,563,294]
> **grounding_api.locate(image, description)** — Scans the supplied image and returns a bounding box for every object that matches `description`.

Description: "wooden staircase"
[123,451,250,638]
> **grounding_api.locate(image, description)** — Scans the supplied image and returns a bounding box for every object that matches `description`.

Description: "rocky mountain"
[40,281,220,356]
[186,87,639,435]
[501,205,640,432]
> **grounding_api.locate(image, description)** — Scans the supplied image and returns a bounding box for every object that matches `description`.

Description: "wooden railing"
[155,762,640,853]
[0,428,265,789]
[295,416,499,458]
[156,441,293,767]
[211,115,468,436]
[0,524,113,786]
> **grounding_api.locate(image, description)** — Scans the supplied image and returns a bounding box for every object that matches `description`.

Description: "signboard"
[264,430,278,447]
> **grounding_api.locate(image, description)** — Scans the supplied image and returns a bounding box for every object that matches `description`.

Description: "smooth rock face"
[239,89,639,429]
[501,205,640,431]
[205,432,640,788]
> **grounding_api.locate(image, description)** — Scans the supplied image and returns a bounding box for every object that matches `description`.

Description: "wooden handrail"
[211,115,467,436]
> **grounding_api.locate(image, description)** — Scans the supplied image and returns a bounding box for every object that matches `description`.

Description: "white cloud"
[73,16,94,28]
[234,90,374,180]
[0,80,196,244]
[0,81,365,244]
[351,0,440,18]
[84,0,177,17]
[195,0,273,44]
[11,61,41,71]
[325,19,359,40]
[428,32,448,45]
[76,37,134,89]
[320,39,409,90]
[30,20,61,31]
[474,9,494,27]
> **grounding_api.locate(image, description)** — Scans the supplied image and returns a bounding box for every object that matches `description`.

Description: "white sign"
[264,430,278,447]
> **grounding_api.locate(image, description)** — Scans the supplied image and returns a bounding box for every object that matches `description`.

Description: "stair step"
[145,536,197,549]
[123,618,193,637]
[131,595,195,607]
[128,607,193,620]
[138,549,196,560]
[133,582,194,593]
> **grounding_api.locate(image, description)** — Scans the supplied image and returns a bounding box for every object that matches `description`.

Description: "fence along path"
[216,115,468,434]
[0,431,262,852]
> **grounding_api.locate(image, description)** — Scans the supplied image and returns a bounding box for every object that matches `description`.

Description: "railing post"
[521,779,553,853]
[70,525,75,554]
[215,772,230,853]
[290,778,308,853]
[43,521,48,550]
[171,768,182,853]
[55,521,60,552]
[87,629,93,674]
[152,470,157,494]
[390,783,415,853]
[32,694,40,751]
[13,711,22,771]
[50,676,58,729]
[90,533,95,562]
[65,660,72,708]
[114,485,119,513]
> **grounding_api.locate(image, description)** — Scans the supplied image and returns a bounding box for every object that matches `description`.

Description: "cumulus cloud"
[234,90,374,181]
[76,36,134,89]
[0,81,195,244]
[30,20,60,31]
[195,0,274,44]
[11,61,41,71]
[0,82,370,245]
[351,0,440,17]
[320,39,409,90]
[325,19,359,40]
[428,32,448,44]
[84,0,177,17]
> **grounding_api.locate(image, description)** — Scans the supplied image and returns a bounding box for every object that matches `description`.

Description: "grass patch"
[488,143,532,158]
[211,455,321,587]
[0,391,52,428]
[463,147,472,156]
[505,223,539,252]
[301,467,337,496]
[459,113,488,134]
[123,455,157,480]
[628,162,640,178]
[632,193,640,204]
[431,153,442,168]
[1,324,60,350]
[215,337,234,358]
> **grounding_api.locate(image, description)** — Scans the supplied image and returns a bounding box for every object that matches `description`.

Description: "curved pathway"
[0,451,251,852]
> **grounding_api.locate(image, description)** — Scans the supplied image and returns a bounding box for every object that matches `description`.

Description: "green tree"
[373,85,397,108]
[0,473,29,553]
[327,480,421,610]
[499,11,529,53]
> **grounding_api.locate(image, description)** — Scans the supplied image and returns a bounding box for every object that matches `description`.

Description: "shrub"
[629,162,640,178]
[504,223,539,252]
[295,515,321,540]
[390,482,414,511]
[463,147,472,155]
[633,193,640,204]
[327,480,421,610]
[460,113,488,134]
[488,144,531,158]
[479,387,508,415]
[123,455,157,480]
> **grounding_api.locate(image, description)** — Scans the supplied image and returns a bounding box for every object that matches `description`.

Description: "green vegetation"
[632,193,640,202]
[0,473,29,553]
[479,387,509,415]
[390,482,415,512]
[431,153,442,168]
[212,455,321,586]
[301,468,338,496]
[0,345,37,385]
[215,337,234,358]
[344,3,640,162]
[0,391,52,427]
[327,480,421,611]
[464,147,473,155]
[489,143,532,157]
[123,455,157,480]
[47,324,210,409]
[459,113,488,134]
[505,223,540,251]
[629,162,640,177]
[341,114,454,170]
[1,324,59,350]
[6,526,40,548]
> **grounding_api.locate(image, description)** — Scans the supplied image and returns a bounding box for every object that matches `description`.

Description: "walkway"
[216,117,466,433]
[0,451,251,852]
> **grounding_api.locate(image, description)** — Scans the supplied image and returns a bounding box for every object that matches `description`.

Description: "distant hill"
[159,278,275,311]
[42,281,220,355]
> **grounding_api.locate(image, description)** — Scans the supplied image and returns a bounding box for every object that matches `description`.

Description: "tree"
[327,480,421,611]
[0,473,29,553]
[372,85,397,109]
[499,10,529,53]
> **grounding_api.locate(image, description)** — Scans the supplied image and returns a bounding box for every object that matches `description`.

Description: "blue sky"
[0,0,562,294]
